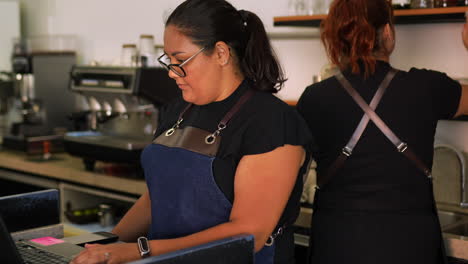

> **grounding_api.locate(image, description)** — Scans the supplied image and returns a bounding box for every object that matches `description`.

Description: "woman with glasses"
[71,0,311,264]
[296,1,468,264]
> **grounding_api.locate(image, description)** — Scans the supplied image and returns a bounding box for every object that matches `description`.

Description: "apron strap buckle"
[342,146,353,157]
[265,225,285,247]
[397,142,408,153]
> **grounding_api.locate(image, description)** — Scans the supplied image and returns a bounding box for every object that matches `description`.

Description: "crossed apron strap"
[318,68,431,189]
[317,68,396,187]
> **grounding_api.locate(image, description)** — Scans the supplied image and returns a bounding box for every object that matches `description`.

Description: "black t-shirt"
[297,61,461,212]
[155,79,311,224]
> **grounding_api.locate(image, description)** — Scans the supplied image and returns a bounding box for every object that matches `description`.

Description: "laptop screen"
[0,189,60,233]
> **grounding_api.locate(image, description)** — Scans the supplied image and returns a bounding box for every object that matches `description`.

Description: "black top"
[297,61,461,212]
[156,79,312,224]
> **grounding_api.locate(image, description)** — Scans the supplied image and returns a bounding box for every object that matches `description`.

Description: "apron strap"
[342,68,397,156]
[164,103,193,137]
[318,68,431,188]
[336,69,431,179]
[221,89,254,126]
[317,68,397,188]
[205,89,255,144]
[164,88,255,144]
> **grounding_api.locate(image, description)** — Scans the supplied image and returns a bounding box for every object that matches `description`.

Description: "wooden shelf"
[274,6,468,27]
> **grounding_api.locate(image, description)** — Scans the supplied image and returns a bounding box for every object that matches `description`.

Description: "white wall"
[0,1,20,72]
[7,0,468,101]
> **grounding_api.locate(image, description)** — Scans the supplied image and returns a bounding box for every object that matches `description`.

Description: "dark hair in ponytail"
[166,0,286,93]
[321,0,394,77]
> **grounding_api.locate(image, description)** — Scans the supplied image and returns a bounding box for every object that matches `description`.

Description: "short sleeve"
[412,69,462,120]
[431,70,461,119]
[296,85,320,154]
[296,84,315,130]
[240,101,312,156]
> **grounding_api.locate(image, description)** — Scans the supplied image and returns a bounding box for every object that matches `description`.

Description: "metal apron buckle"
[265,226,284,247]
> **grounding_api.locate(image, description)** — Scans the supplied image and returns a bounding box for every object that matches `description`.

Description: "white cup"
[139,35,156,67]
[120,44,137,66]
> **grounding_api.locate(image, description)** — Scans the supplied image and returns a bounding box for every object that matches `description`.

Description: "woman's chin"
[182,92,196,104]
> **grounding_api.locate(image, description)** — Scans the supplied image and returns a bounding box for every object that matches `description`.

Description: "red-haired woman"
[297,0,468,263]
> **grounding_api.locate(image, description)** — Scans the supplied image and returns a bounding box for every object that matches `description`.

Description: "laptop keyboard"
[16,241,70,264]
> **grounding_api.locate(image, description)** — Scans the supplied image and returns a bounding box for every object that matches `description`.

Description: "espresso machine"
[64,65,179,172]
[2,39,77,155]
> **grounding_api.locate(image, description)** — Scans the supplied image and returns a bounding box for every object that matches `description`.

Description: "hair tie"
[238,9,248,27]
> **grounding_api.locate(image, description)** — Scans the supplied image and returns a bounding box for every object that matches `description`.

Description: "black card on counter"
[63,231,119,246]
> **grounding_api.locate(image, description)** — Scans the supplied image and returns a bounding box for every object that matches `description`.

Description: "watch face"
[138,237,150,256]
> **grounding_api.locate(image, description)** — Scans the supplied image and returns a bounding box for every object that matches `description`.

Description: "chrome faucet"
[434,144,468,208]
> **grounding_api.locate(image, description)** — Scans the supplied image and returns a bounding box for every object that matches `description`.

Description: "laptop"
[0,189,60,233]
[0,215,84,264]
[129,234,255,264]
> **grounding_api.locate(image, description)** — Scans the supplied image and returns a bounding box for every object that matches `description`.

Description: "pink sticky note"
[30,237,65,246]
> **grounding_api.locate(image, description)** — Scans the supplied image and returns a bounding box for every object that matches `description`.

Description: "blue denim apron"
[141,90,276,264]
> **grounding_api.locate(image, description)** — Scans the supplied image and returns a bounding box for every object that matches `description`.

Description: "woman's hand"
[463,16,468,50]
[70,242,140,264]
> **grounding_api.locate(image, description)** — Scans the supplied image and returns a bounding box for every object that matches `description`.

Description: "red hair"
[321,0,394,77]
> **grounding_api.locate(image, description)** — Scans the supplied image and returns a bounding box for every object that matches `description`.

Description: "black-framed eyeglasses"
[157,47,205,77]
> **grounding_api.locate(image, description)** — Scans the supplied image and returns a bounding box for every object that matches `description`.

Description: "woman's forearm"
[112,190,151,242]
[147,218,267,257]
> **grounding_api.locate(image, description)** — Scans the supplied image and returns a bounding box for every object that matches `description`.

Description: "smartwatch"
[137,236,151,258]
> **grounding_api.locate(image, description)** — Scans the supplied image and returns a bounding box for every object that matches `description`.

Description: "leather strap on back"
[318,68,431,188]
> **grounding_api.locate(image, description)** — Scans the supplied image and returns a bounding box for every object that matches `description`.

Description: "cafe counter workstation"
[1,149,468,262]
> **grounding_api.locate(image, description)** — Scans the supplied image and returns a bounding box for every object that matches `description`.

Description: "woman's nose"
[167,68,179,79]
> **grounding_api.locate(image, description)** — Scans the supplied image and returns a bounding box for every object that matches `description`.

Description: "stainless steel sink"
[438,210,468,237]
[444,222,468,237]
[439,210,468,228]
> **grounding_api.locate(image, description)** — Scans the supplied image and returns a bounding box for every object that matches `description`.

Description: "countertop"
[0,150,147,195]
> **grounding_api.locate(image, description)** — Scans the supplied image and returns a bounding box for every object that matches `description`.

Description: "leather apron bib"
[141,89,276,264]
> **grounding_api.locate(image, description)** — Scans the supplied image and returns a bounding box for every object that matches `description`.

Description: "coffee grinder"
[3,39,77,156]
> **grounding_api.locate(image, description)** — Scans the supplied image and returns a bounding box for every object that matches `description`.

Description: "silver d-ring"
[205,134,216,144]
[277,227,283,235]
[218,123,226,130]
[165,128,175,137]
[265,236,274,247]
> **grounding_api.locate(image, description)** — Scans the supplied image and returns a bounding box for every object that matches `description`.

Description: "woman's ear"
[214,41,231,66]
[383,23,395,54]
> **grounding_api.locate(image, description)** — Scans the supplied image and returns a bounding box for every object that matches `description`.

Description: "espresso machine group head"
[64,65,180,172]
